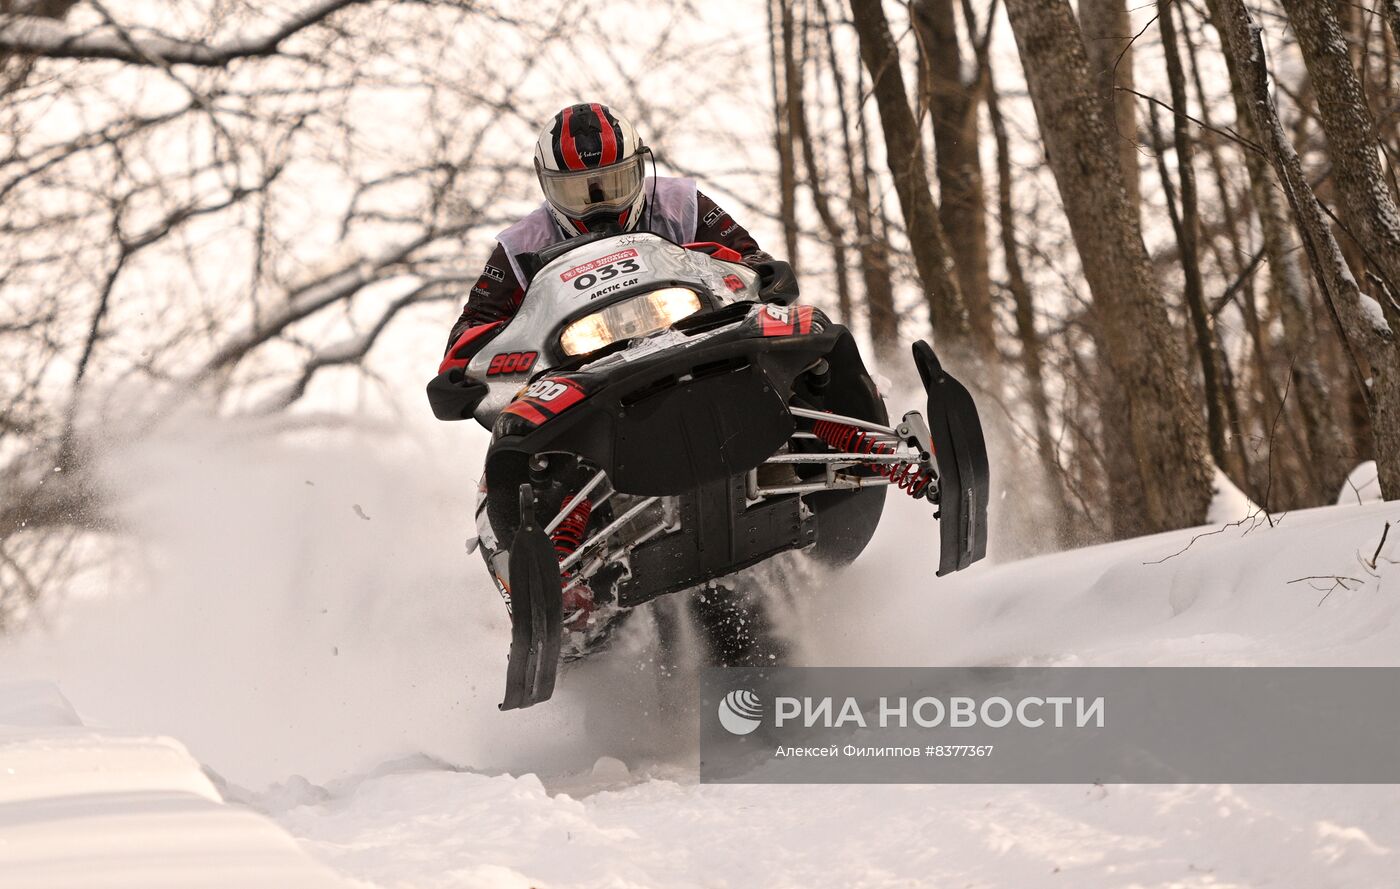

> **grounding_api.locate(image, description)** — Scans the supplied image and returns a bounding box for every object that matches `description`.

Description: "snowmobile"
[427,231,989,710]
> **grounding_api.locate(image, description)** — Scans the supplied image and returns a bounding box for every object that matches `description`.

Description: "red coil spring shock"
[811,418,935,499]
[550,494,593,561]
[550,493,595,618]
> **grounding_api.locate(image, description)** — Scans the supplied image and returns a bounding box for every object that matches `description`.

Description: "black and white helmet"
[533,103,648,235]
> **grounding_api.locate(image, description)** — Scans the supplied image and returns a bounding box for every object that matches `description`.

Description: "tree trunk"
[1181,2,1309,502]
[1182,6,1248,278]
[1004,0,1214,537]
[1155,1,1242,484]
[1282,0,1400,302]
[1380,6,1400,199]
[1209,0,1351,503]
[913,0,996,364]
[1385,1,1400,61]
[961,0,1068,531]
[789,1,853,326]
[768,0,801,269]
[1078,0,1140,209]
[821,0,899,360]
[1076,0,1152,520]
[1213,0,1400,500]
[1277,0,1400,498]
[849,0,971,355]
[855,62,903,359]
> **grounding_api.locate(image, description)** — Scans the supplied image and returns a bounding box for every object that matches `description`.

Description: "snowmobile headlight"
[559,287,703,356]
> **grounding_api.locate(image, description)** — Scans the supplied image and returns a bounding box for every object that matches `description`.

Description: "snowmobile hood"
[464,233,760,425]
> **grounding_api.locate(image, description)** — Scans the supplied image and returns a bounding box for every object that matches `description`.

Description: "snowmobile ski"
[913,340,990,575]
[499,485,563,711]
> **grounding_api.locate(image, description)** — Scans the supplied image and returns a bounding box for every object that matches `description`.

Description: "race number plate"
[559,249,648,300]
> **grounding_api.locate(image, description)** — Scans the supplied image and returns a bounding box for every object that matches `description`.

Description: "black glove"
[426,368,489,421]
[750,259,800,305]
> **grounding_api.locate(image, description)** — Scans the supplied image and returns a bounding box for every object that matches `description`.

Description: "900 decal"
[487,351,537,376]
[758,303,816,337]
[502,376,588,427]
[523,379,569,401]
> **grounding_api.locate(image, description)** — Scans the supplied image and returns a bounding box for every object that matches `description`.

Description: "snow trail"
[2,412,1399,886]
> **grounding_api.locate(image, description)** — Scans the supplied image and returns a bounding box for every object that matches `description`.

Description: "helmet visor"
[538,155,644,218]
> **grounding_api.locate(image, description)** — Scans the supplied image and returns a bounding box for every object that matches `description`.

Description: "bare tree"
[964,0,1069,534]
[1003,0,1213,536]
[769,0,803,270]
[1206,0,1350,504]
[819,0,899,359]
[788,0,853,326]
[848,0,971,357]
[1219,0,1400,498]
[912,0,995,364]
[0,0,378,66]
[0,0,747,625]
[1155,0,1243,486]
[1078,0,1140,208]
[1279,0,1400,309]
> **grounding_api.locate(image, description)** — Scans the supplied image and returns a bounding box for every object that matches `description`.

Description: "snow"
[1207,464,1261,524]
[269,495,1400,888]
[0,682,351,889]
[1359,293,1393,337]
[1338,460,1383,505]
[268,494,1400,887]
[273,775,1398,889]
[1,423,1399,886]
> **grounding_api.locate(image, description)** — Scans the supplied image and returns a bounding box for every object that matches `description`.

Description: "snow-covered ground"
[261,495,1400,889]
[0,682,350,888]
[2,422,1398,887]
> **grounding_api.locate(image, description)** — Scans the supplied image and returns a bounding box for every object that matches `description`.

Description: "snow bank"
[1338,460,1383,505]
[802,489,1400,669]
[0,681,350,889]
[1208,464,1261,524]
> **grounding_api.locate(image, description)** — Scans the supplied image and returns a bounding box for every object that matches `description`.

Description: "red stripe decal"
[760,312,795,337]
[593,103,617,165]
[502,379,588,427]
[560,107,584,170]
[439,320,505,373]
[503,401,549,425]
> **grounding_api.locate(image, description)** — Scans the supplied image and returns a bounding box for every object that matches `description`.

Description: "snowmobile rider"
[442,102,774,361]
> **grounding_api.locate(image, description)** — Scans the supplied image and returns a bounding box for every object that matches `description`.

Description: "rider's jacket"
[443,176,770,355]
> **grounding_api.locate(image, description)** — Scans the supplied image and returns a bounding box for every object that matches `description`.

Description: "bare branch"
[0,0,375,67]
[193,223,470,381]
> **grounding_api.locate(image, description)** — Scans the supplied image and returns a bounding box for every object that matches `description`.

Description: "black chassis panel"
[616,476,817,608]
[483,317,888,615]
[484,322,845,539]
